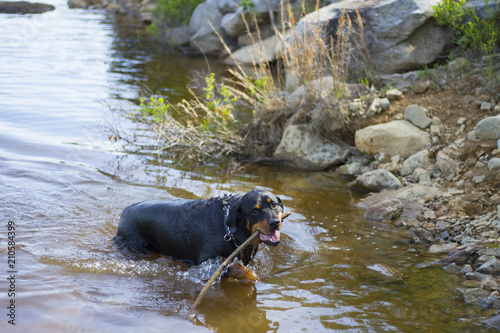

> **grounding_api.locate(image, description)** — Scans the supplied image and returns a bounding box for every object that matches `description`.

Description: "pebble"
[473,175,486,184]
[457,117,467,125]
[481,102,492,111]
[488,157,500,170]
[386,88,403,100]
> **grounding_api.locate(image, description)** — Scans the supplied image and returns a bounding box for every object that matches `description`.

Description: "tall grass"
[131,0,364,165]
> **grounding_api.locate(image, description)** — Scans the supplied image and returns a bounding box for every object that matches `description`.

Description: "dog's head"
[227,189,284,246]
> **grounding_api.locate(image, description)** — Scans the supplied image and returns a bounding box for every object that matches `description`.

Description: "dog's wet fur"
[113,190,284,267]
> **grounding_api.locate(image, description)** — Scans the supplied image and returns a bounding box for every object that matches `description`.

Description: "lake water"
[0,2,495,332]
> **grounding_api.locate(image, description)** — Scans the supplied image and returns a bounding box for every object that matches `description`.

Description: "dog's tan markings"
[254,204,260,210]
[267,198,272,203]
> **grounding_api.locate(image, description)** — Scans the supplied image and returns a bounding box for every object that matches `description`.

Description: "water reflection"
[0,3,497,333]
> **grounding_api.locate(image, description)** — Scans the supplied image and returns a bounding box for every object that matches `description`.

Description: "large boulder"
[1,1,54,13]
[274,124,350,169]
[355,120,431,158]
[188,0,224,53]
[294,0,453,74]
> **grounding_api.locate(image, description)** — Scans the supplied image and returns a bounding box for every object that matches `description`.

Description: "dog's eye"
[271,203,277,209]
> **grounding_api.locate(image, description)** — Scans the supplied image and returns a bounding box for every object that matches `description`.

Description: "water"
[0,2,496,332]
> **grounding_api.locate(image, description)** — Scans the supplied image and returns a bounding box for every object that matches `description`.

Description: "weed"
[433,0,500,54]
[154,0,204,26]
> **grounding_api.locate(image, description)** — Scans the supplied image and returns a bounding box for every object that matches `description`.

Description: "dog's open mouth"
[259,230,280,246]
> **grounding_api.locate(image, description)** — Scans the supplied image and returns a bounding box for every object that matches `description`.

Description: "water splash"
[177,257,226,284]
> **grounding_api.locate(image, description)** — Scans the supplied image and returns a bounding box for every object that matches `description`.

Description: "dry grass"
[128,0,368,165]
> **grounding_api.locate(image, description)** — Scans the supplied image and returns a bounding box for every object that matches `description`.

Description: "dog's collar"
[221,194,240,247]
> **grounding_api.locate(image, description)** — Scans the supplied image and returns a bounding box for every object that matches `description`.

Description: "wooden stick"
[187,210,293,320]
[187,230,259,319]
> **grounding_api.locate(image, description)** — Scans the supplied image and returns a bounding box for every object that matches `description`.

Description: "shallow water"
[0,2,496,332]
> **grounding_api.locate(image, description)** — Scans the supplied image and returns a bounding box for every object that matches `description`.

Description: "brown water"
[0,2,496,332]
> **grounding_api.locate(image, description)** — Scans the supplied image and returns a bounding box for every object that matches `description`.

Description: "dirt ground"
[378,63,500,219]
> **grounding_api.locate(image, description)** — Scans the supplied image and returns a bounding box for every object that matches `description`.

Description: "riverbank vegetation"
[130,0,363,166]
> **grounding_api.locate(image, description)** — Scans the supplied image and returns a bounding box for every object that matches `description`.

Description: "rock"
[165,26,191,46]
[413,80,431,94]
[466,271,491,282]
[385,88,403,100]
[366,97,382,117]
[337,162,369,179]
[456,287,490,304]
[484,314,500,330]
[348,169,402,192]
[348,101,363,113]
[457,117,467,125]
[436,150,460,177]
[188,0,224,54]
[363,199,403,221]
[477,258,500,275]
[481,277,500,291]
[435,221,450,231]
[429,242,458,253]
[409,227,435,244]
[443,263,459,273]
[296,0,452,75]
[481,102,492,111]
[237,26,275,46]
[404,105,432,129]
[220,0,280,37]
[473,175,486,184]
[225,34,283,65]
[400,149,434,176]
[448,57,467,71]
[355,120,430,158]
[0,0,55,13]
[274,124,350,169]
[380,98,390,111]
[488,158,500,170]
[375,152,391,163]
[476,114,500,140]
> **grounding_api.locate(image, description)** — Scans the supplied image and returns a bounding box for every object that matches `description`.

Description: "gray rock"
[473,175,486,184]
[380,97,390,111]
[404,105,432,129]
[481,102,492,111]
[443,263,459,273]
[455,287,490,304]
[413,80,431,94]
[385,88,403,100]
[466,271,491,282]
[226,34,283,65]
[448,57,467,71]
[274,124,350,169]
[476,114,500,140]
[337,162,369,178]
[477,258,500,275]
[348,169,402,192]
[484,314,500,330]
[435,221,450,231]
[481,276,500,291]
[366,97,382,117]
[165,26,190,46]
[348,101,363,113]
[1,0,55,13]
[295,0,453,75]
[429,242,458,253]
[355,120,431,158]
[188,0,224,53]
[409,227,435,244]
[488,157,500,170]
[436,150,460,177]
[400,149,434,176]
[363,199,404,221]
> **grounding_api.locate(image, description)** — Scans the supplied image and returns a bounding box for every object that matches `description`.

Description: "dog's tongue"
[259,230,280,243]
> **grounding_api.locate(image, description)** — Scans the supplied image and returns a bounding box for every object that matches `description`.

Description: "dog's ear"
[277,196,283,210]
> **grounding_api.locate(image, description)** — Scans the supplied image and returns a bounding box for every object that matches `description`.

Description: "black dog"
[113,189,284,266]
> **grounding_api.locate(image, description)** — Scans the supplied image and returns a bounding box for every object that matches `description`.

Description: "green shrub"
[433,0,500,54]
[154,0,204,26]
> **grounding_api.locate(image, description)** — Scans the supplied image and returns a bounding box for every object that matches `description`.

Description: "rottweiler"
[113,189,284,268]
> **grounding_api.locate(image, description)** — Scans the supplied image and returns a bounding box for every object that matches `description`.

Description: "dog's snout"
[269,219,280,229]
